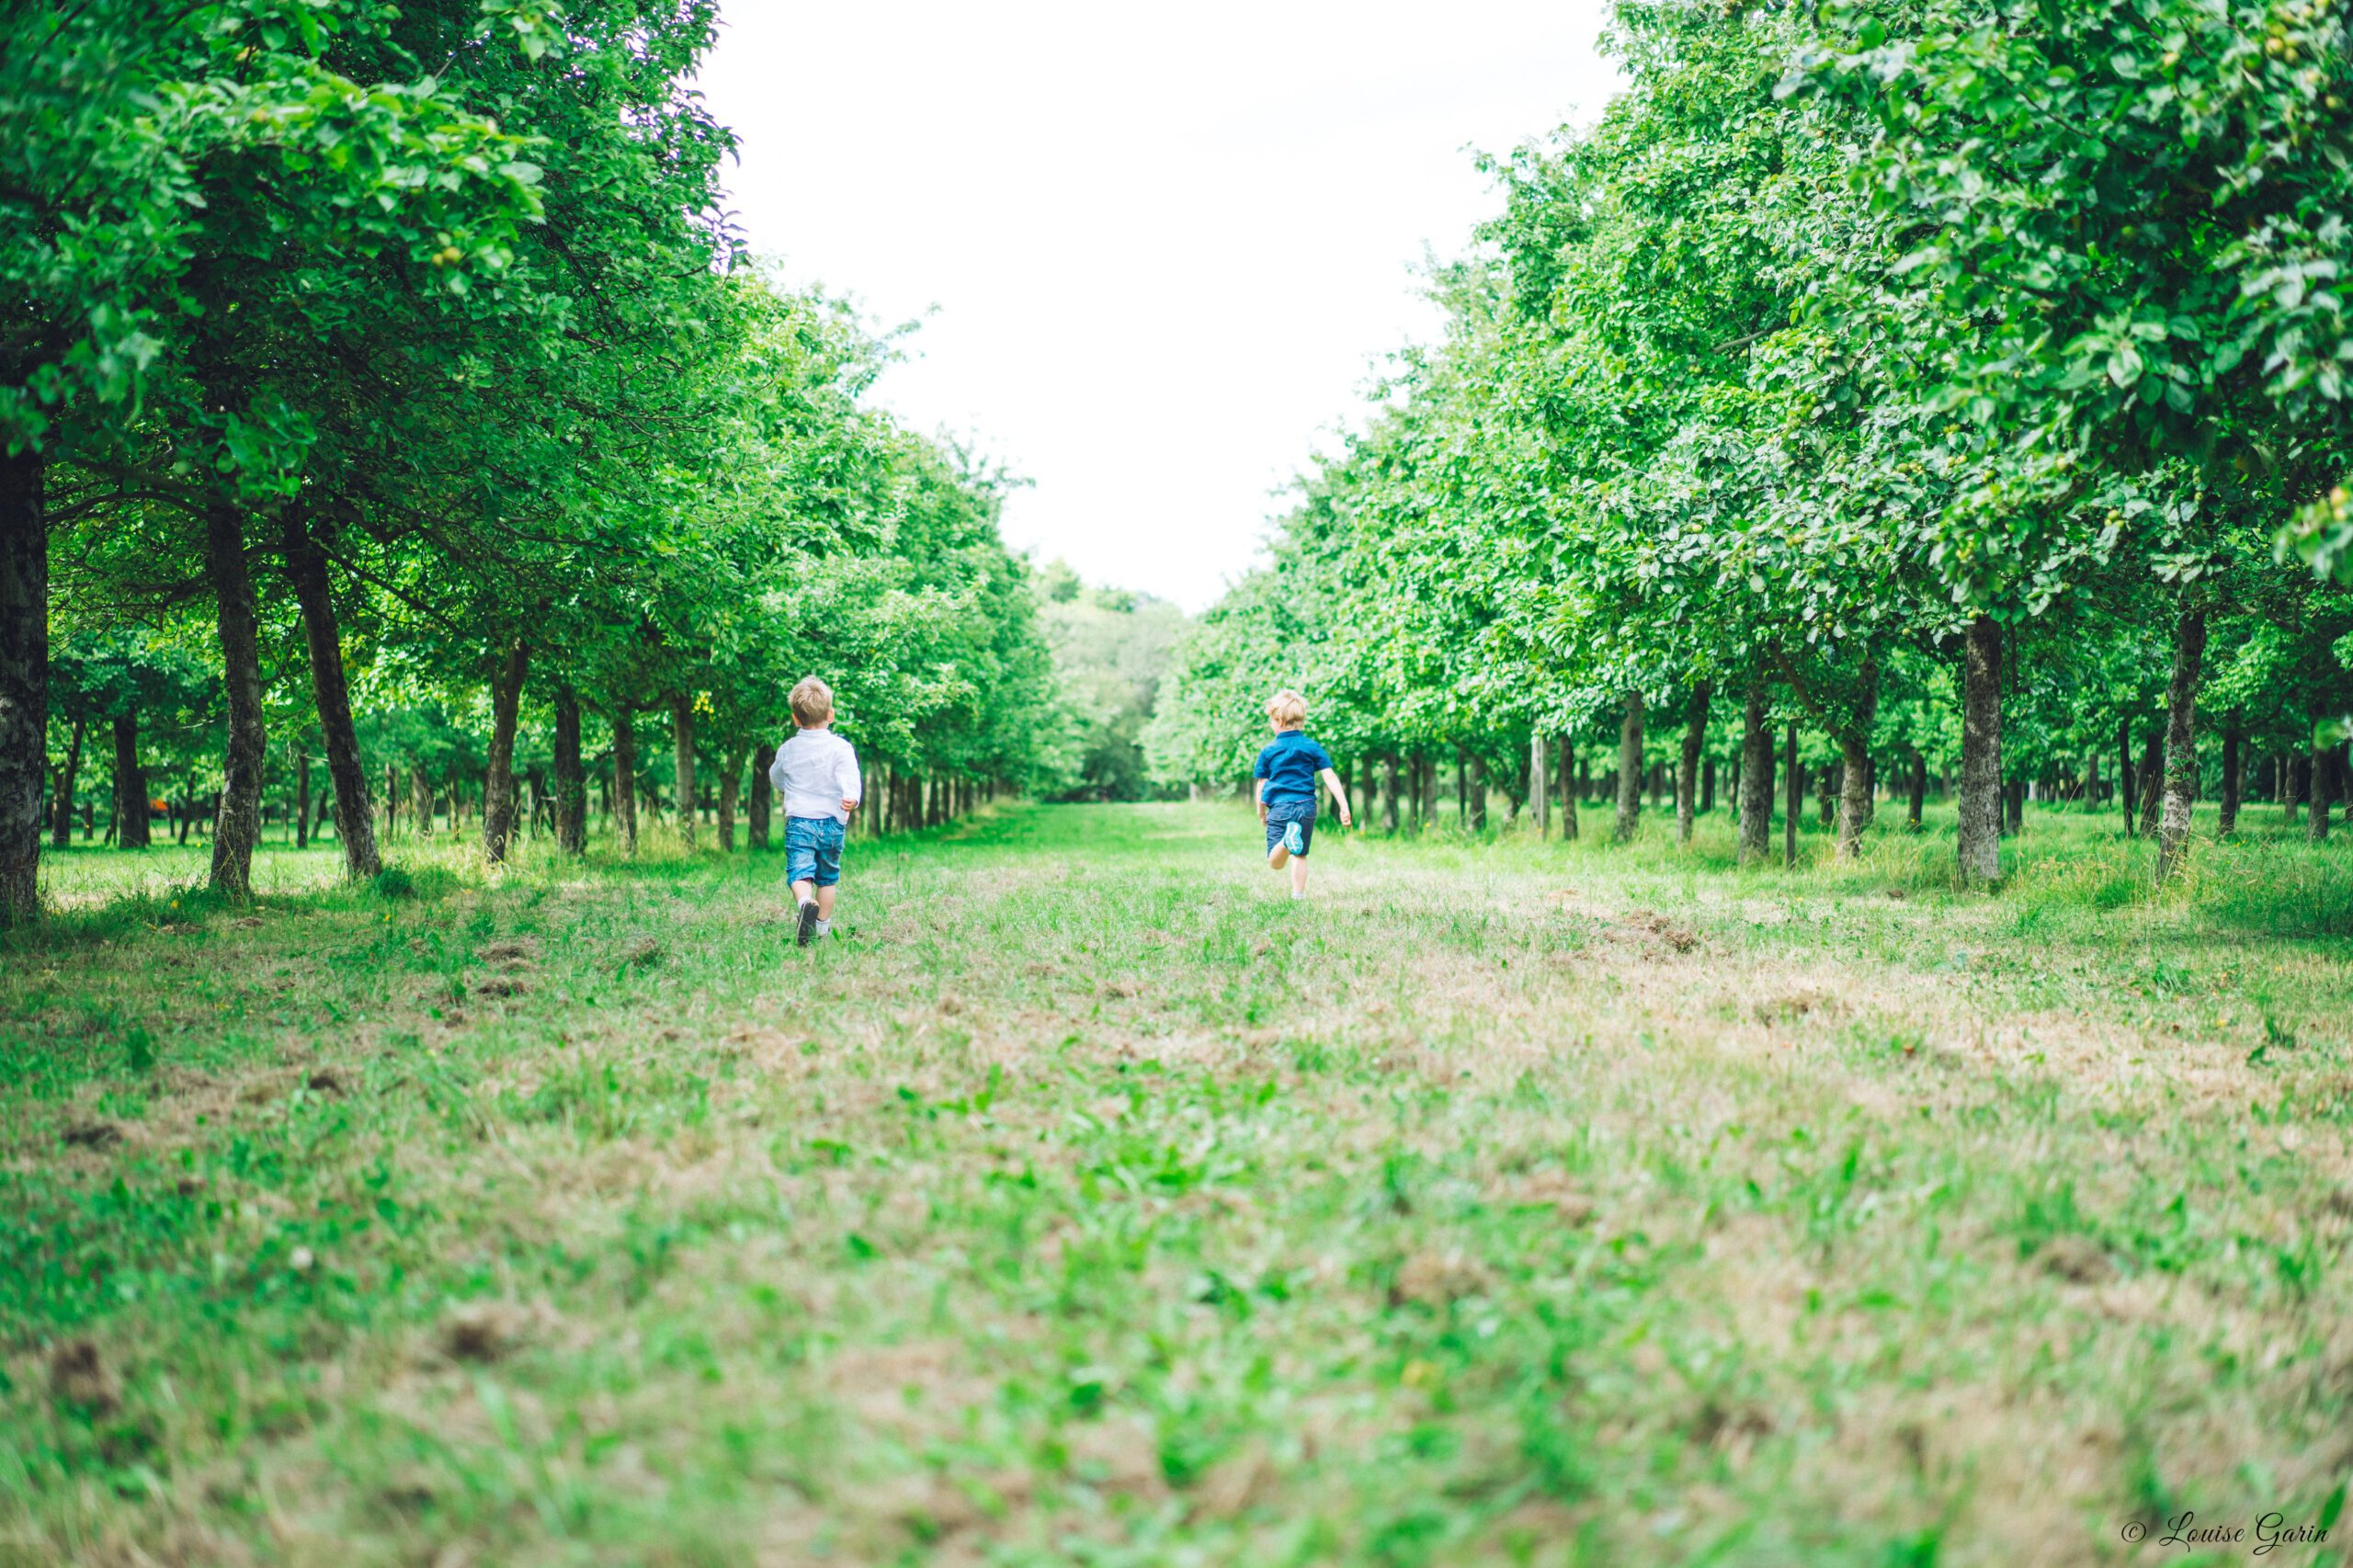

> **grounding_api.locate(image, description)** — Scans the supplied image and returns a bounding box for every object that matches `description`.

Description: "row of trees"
[1033,562,1190,803]
[1149,0,2353,882]
[5,0,1063,920]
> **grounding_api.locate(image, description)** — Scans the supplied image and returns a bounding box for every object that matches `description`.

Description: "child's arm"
[839,746,862,816]
[1256,778,1268,822]
[1317,767,1353,827]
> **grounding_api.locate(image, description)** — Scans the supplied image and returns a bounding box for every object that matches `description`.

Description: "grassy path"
[3,801,2351,1566]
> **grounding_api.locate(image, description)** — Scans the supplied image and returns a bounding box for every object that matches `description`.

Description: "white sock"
[1290,887,1304,900]
[814,918,832,935]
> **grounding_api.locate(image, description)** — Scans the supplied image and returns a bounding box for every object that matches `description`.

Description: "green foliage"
[12,0,1062,887]
[1036,564,1191,801]
[1155,0,2353,845]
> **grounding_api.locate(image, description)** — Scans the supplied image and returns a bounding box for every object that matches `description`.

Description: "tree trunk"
[295,751,310,848]
[612,710,639,855]
[1738,684,1772,865]
[383,762,397,840]
[1560,736,1578,841]
[1701,756,1716,814]
[1677,682,1710,845]
[481,639,529,863]
[1957,614,2003,884]
[1467,752,1487,830]
[2120,719,2137,835]
[112,712,149,848]
[2154,608,2208,881]
[2136,731,2164,839]
[0,452,43,922]
[2310,741,2334,844]
[1906,751,1926,832]
[206,504,267,897]
[750,741,775,848]
[1381,753,1399,833]
[1836,741,1871,861]
[1818,761,1836,827]
[51,712,83,848]
[552,685,586,855]
[1614,692,1643,844]
[719,747,745,851]
[410,764,434,839]
[1529,734,1548,839]
[281,507,379,877]
[671,694,696,852]
[1783,721,1801,869]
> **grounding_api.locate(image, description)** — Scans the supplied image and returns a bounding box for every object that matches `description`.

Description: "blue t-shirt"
[1254,731,1333,805]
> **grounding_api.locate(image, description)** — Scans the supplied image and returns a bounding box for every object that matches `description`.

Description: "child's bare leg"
[815,885,837,919]
[1290,857,1309,897]
[791,878,816,907]
[1268,842,1290,869]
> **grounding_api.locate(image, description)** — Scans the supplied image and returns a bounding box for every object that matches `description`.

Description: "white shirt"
[769,727,862,824]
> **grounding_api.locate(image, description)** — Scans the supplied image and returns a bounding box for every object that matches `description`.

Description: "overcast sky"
[693,1,1620,612]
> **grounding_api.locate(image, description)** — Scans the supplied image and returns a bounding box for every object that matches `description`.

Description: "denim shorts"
[785,815,845,887]
[1264,798,1316,858]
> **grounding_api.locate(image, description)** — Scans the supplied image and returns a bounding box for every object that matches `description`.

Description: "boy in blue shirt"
[1254,688,1352,900]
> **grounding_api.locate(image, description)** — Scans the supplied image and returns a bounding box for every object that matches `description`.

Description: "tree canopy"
[3,0,1075,915]
[1152,0,2353,882]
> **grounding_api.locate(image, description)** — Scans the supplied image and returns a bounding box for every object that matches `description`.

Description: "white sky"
[694,1,1621,612]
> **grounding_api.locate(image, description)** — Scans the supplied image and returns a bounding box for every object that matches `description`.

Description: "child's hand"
[840,798,858,814]
[1339,809,1352,828]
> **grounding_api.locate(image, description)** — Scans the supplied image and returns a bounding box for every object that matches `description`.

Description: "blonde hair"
[1265,688,1308,728]
[790,676,835,728]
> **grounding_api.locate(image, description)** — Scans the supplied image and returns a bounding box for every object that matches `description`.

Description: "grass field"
[4,799,2352,1567]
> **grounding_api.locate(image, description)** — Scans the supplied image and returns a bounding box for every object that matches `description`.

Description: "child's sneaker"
[796,900,821,948]
[1282,819,1304,857]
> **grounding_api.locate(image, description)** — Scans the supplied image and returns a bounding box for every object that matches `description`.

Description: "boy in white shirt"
[767,676,862,947]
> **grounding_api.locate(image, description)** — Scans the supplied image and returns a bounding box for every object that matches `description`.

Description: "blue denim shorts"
[785,815,845,887]
[1264,799,1316,858]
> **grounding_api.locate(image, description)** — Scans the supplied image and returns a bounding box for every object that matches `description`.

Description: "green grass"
[3,799,2351,1566]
